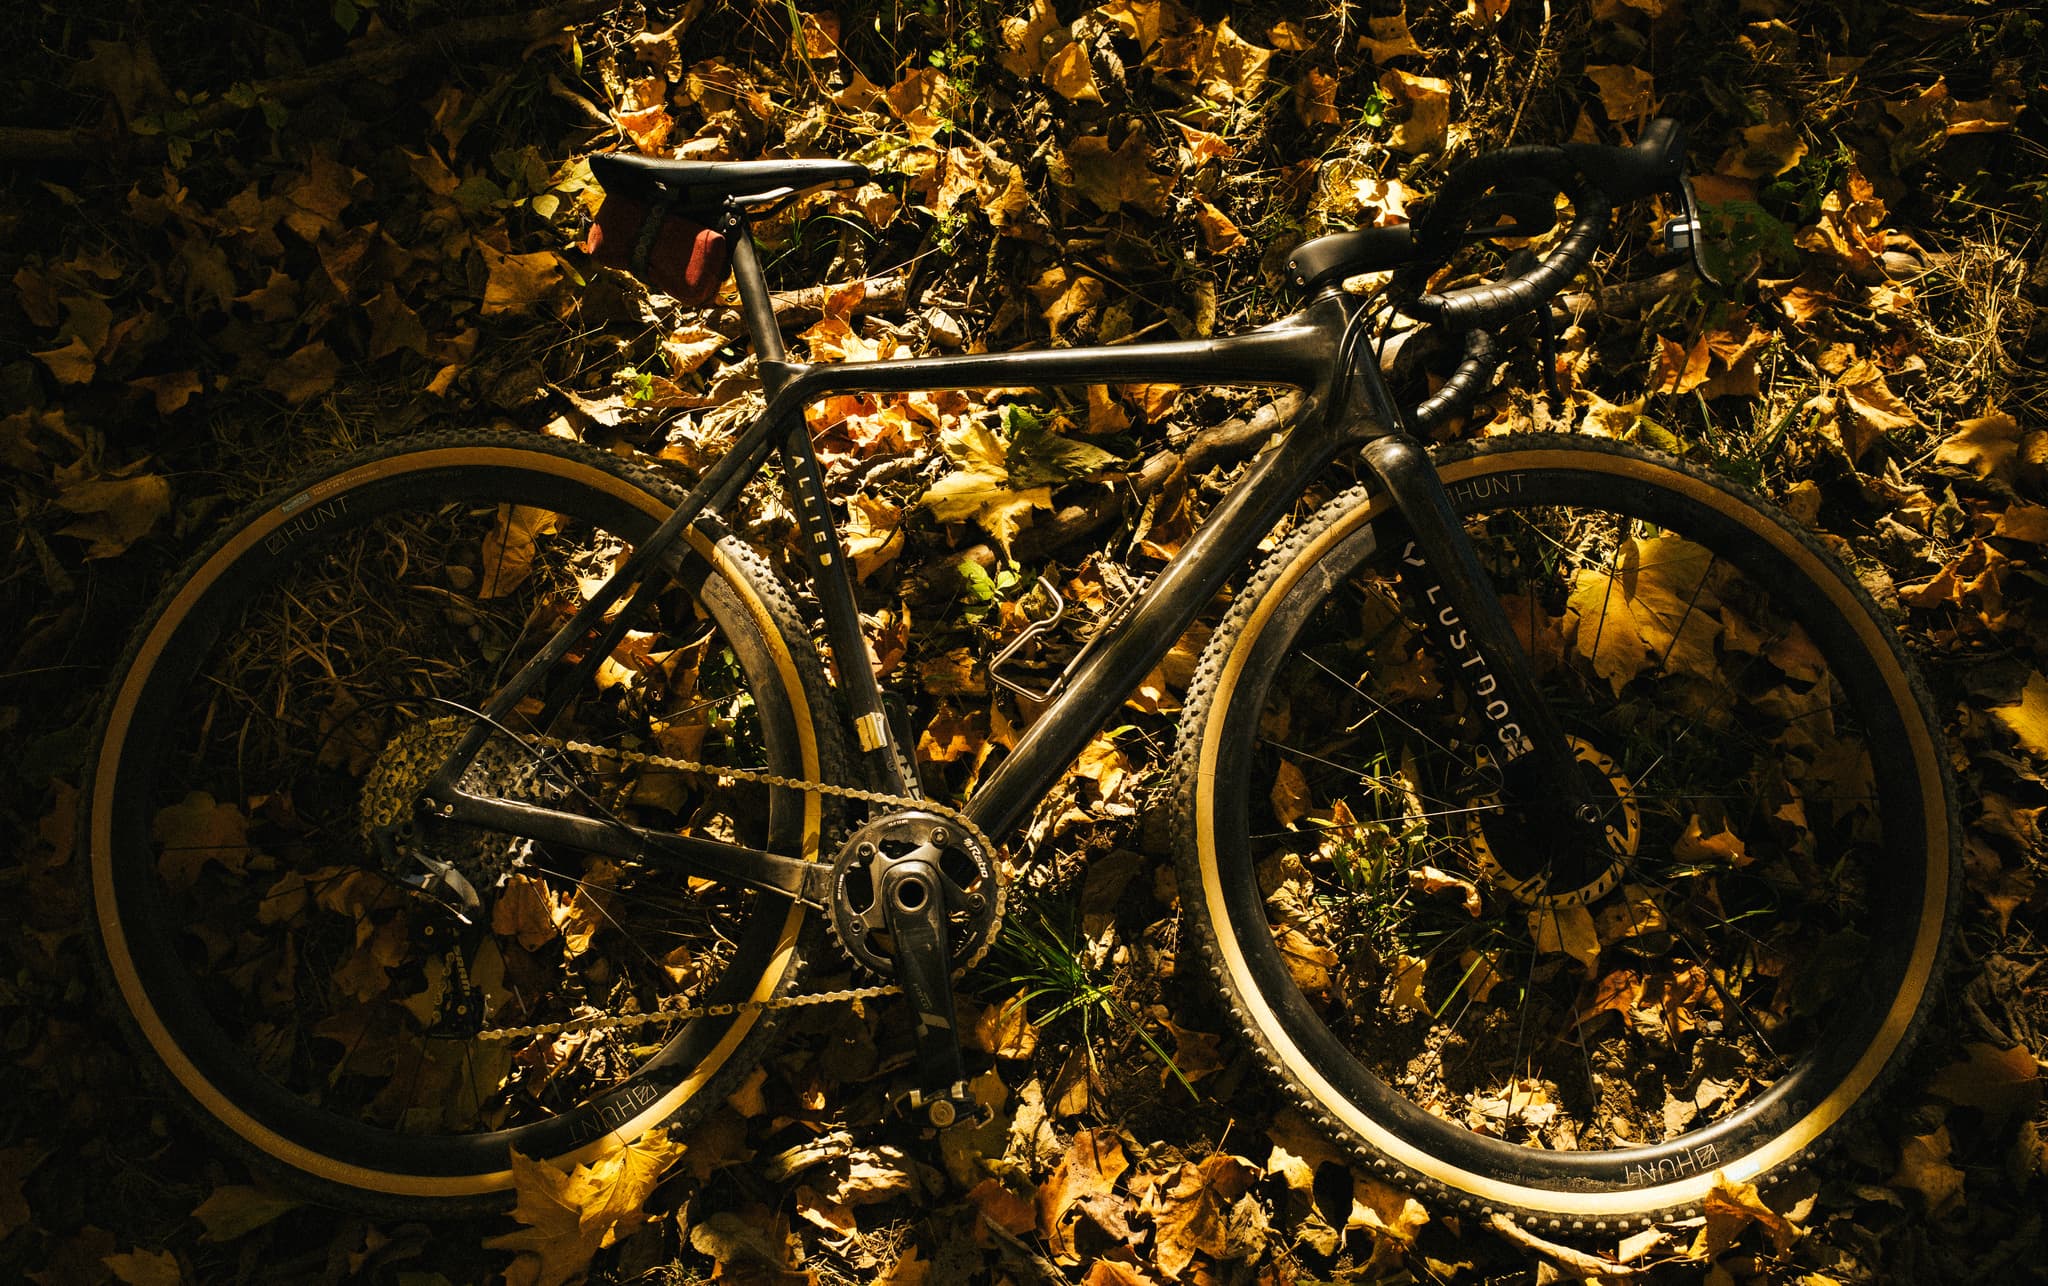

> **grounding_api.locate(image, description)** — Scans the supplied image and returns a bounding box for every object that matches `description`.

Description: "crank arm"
[876,857,971,1122]
[429,789,834,907]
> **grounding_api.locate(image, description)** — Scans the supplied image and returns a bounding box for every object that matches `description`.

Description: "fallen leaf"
[1674,813,1749,866]
[129,370,204,415]
[191,1186,301,1242]
[1719,122,1810,178]
[969,1177,1037,1235]
[1993,672,2048,760]
[1194,200,1248,255]
[478,242,566,315]
[1389,953,1429,1011]
[1145,1154,1259,1278]
[1273,924,1338,994]
[1362,11,1424,61]
[0,1146,44,1240]
[491,874,559,951]
[1935,411,2020,487]
[1835,361,1921,462]
[1000,0,1062,77]
[152,791,254,888]
[1586,64,1655,126]
[483,1129,685,1286]
[1044,42,1102,103]
[1566,535,1724,693]
[1694,1172,1800,1258]
[262,341,341,405]
[1052,133,1172,215]
[1194,18,1271,103]
[56,472,172,559]
[479,504,562,598]
[1891,1126,1965,1211]
[102,1249,181,1286]
[1528,903,1600,974]
[1379,70,1450,153]
[1269,759,1311,828]
[1930,1042,2041,1119]
[974,989,1041,1059]
[33,334,96,385]
[1036,1127,1128,1237]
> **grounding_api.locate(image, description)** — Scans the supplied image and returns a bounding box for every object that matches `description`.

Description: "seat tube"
[725,210,786,364]
[1360,433,1588,814]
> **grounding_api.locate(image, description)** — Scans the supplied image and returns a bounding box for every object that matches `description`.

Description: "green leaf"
[1006,420,1124,488]
[956,560,997,603]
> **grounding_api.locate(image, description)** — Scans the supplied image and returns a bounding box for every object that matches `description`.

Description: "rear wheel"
[83,431,847,1213]
[1173,434,1956,1231]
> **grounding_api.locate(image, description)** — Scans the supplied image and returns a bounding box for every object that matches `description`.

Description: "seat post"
[724,208,786,365]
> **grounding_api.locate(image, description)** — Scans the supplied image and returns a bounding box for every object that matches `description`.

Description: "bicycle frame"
[420,210,1587,934]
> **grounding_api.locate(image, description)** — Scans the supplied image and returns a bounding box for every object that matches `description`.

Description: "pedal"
[888,1080,993,1131]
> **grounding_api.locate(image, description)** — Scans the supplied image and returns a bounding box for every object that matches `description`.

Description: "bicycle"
[81,118,1958,1235]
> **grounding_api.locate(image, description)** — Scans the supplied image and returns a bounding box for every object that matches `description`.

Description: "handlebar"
[1397,119,1688,331]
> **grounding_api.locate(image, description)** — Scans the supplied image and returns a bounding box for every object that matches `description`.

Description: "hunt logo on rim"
[264,494,350,555]
[1623,1142,1719,1187]
[566,1080,664,1145]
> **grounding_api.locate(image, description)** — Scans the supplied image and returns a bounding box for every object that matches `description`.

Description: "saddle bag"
[584,194,731,307]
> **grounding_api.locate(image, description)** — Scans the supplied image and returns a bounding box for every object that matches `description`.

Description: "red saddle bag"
[584,195,731,306]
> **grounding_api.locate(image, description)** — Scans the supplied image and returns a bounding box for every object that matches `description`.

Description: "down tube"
[963,415,1350,841]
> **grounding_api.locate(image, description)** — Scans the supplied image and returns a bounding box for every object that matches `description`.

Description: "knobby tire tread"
[80,429,851,1216]
[1167,433,1959,1234]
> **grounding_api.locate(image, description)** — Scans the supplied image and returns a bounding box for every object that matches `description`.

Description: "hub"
[1467,736,1639,908]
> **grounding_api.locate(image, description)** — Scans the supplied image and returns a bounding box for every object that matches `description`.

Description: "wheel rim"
[90,448,820,1196]
[1194,446,1949,1214]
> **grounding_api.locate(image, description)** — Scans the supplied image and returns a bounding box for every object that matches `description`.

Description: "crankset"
[827,810,1002,1126]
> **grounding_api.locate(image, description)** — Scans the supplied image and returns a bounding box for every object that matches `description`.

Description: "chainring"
[827,810,1000,976]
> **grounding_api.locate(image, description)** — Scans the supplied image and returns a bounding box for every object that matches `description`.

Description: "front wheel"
[82,431,848,1213]
[1172,434,1956,1232]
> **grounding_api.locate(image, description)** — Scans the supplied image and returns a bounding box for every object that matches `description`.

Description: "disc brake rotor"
[1468,735,1640,908]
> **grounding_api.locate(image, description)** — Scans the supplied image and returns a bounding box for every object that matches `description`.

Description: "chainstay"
[468,734,1009,1042]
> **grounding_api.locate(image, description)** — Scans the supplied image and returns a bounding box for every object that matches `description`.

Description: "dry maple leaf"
[1992,671,2048,761]
[1036,1127,1129,1237]
[477,242,566,316]
[1052,133,1173,216]
[484,1129,685,1286]
[1930,1041,2042,1119]
[152,791,255,888]
[55,471,172,559]
[1144,1154,1259,1278]
[1566,535,1723,694]
[1586,64,1655,126]
[479,504,561,598]
[1379,69,1450,154]
[262,340,342,405]
[974,989,1042,1059]
[1891,1125,1966,1212]
[999,0,1062,77]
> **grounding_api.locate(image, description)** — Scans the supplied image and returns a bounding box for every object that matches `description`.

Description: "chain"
[468,734,1008,1042]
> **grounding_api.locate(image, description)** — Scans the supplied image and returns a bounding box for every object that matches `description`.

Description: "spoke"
[1300,649,1466,765]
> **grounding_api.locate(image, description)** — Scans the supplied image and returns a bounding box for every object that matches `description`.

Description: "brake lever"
[1664,174,1726,289]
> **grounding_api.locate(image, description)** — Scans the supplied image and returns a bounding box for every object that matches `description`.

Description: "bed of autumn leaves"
[3,0,2047,1282]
